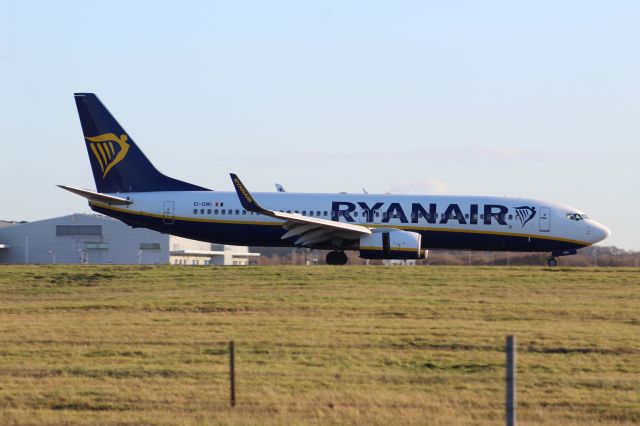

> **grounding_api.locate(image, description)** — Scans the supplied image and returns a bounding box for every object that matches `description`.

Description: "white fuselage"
[89,191,610,252]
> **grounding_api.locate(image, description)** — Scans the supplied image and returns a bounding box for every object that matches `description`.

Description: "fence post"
[229,340,236,407]
[506,335,516,426]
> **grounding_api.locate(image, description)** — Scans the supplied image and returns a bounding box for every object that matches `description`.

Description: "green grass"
[0,265,638,425]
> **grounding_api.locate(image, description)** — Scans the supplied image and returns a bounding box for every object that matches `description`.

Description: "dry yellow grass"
[0,265,638,425]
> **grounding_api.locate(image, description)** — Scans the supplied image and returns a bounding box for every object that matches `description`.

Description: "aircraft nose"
[590,221,611,243]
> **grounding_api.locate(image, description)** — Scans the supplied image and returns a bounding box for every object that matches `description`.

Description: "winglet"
[230,173,267,213]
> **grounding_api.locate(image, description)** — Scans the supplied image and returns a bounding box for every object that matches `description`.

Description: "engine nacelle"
[359,229,426,260]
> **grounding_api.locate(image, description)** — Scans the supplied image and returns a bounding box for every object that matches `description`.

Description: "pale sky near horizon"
[1,1,638,249]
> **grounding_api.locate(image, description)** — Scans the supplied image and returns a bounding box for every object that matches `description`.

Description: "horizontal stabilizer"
[57,185,133,205]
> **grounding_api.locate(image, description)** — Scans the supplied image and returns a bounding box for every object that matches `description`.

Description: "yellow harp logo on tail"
[85,133,130,178]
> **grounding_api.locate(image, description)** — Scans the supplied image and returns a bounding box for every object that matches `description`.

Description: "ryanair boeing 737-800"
[59,93,610,266]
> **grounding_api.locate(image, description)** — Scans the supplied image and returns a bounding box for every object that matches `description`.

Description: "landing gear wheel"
[547,257,558,267]
[326,251,348,265]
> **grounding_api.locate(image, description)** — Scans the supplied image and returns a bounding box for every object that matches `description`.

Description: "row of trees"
[254,245,639,267]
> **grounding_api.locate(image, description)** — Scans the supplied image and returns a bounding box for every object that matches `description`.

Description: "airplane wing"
[57,185,133,205]
[275,183,285,192]
[230,174,371,247]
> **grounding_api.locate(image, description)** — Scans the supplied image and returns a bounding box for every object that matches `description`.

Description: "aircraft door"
[358,209,367,224]
[372,209,382,224]
[539,207,550,232]
[358,209,376,224]
[163,201,175,225]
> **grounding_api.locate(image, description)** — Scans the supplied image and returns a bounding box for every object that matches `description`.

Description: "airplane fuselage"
[89,191,608,253]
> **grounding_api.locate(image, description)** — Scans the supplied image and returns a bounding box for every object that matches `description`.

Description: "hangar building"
[0,214,259,265]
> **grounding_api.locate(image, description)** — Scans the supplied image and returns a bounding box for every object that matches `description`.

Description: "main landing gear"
[326,250,348,265]
[546,256,558,267]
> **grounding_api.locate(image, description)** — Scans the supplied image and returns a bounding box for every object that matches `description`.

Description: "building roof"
[170,249,261,258]
[9,213,121,225]
[0,221,22,229]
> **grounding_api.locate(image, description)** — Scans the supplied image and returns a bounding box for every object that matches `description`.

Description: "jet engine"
[359,229,426,260]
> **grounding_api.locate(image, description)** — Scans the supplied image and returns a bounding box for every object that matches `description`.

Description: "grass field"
[0,266,638,425]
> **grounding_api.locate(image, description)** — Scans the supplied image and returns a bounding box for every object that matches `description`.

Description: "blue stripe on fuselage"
[90,204,586,252]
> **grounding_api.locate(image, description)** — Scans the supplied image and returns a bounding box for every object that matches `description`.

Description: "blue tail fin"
[74,93,209,193]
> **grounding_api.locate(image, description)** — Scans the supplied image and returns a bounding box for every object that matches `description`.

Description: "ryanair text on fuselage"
[330,201,529,227]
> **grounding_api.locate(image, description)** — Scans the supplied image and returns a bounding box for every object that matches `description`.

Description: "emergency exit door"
[163,201,175,225]
[539,207,550,232]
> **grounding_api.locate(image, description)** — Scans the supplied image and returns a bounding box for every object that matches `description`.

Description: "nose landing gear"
[326,251,348,265]
[546,249,577,267]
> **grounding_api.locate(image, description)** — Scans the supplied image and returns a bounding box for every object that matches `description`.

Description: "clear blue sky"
[1,1,638,249]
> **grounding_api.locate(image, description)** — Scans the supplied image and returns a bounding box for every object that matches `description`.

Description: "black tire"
[547,257,558,267]
[326,251,347,265]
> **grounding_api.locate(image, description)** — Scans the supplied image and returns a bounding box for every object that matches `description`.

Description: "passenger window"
[193,209,198,214]
[508,214,512,220]
[200,209,205,214]
[353,211,358,217]
[214,209,218,214]
[465,214,469,219]
[207,209,211,214]
[221,209,226,214]
[302,211,307,216]
[323,211,328,216]
[235,209,239,215]
[317,211,321,216]
[242,210,246,215]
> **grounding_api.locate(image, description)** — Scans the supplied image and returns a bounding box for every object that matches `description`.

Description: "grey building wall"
[0,214,169,264]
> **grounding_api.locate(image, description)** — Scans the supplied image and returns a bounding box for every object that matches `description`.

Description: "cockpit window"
[566,213,586,221]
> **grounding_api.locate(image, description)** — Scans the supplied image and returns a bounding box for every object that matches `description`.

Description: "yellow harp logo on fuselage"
[85,133,130,178]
